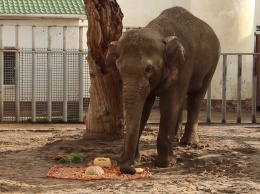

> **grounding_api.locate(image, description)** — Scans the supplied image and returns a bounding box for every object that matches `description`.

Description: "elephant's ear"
[106,41,119,71]
[163,36,186,81]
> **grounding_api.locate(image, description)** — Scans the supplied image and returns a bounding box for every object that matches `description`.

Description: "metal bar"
[32,25,36,122]
[0,24,88,28]
[5,50,260,55]
[252,48,257,123]
[15,25,20,122]
[8,49,260,55]
[78,27,84,122]
[47,26,52,122]
[0,25,3,121]
[0,50,88,54]
[252,36,258,123]
[63,26,68,122]
[221,53,260,55]
[206,84,211,123]
[222,55,227,123]
[237,55,242,123]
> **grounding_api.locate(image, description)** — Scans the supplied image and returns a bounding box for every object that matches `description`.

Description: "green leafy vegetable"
[58,152,84,164]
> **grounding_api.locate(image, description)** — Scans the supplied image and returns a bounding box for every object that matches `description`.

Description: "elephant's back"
[147,6,220,62]
[147,6,219,48]
[147,6,209,31]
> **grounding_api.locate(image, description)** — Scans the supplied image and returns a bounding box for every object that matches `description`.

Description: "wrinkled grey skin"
[106,7,220,174]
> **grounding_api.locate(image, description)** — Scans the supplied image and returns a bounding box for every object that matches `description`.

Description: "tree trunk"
[83,0,124,139]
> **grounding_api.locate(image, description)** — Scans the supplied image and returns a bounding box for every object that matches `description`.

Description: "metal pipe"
[0,50,87,54]
[47,26,52,122]
[237,55,242,123]
[15,25,20,122]
[0,25,3,121]
[78,27,84,123]
[32,25,36,122]
[252,55,257,123]
[222,55,227,123]
[206,84,211,123]
[3,50,260,55]
[63,26,68,122]
[221,53,260,55]
[252,35,257,123]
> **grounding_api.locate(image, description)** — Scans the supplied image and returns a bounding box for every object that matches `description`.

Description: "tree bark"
[83,0,124,139]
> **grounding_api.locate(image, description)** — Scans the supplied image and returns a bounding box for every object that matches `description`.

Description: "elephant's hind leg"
[181,64,217,145]
[173,105,184,142]
[180,92,201,145]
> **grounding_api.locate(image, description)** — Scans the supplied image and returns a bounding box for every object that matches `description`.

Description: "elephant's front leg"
[156,93,183,167]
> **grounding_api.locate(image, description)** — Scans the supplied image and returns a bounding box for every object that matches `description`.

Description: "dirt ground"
[0,121,260,193]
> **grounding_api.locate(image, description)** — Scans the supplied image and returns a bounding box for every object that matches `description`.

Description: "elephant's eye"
[144,65,154,77]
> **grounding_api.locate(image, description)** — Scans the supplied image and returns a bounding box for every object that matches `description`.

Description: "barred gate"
[206,53,260,124]
[0,48,90,123]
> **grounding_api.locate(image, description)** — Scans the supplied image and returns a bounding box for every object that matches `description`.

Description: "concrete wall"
[255,0,260,27]
[118,0,174,27]
[191,0,255,100]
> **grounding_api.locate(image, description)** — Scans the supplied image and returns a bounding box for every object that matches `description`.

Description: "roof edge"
[0,14,87,20]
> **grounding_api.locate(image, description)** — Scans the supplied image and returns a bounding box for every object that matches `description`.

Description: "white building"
[0,0,88,122]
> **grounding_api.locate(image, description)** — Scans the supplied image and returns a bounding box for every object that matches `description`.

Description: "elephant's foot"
[120,165,136,175]
[119,152,140,174]
[119,156,136,174]
[155,156,176,168]
[180,130,199,145]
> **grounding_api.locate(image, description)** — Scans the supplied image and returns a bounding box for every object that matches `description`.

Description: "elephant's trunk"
[120,82,148,174]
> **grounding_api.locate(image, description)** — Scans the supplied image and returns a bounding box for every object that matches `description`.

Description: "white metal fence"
[0,24,260,123]
[206,53,260,124]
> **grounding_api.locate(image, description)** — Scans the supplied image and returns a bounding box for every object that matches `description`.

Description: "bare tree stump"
[83,0,124,139]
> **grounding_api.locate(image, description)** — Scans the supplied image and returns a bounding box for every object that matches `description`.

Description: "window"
[4,48,15,85]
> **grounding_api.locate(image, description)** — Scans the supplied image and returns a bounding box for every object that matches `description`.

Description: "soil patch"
[0,123,260,193]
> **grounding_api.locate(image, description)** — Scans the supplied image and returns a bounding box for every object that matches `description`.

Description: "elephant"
[106,6,220,174]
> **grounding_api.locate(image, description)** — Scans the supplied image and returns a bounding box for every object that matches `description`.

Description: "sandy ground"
[0,121,260,193]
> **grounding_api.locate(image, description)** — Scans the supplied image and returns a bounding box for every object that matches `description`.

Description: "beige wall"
[255,0,260,28]
[191,0,255,100]
[191,0,255,53]
[171,0,191,11]
[118,0,174,27]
